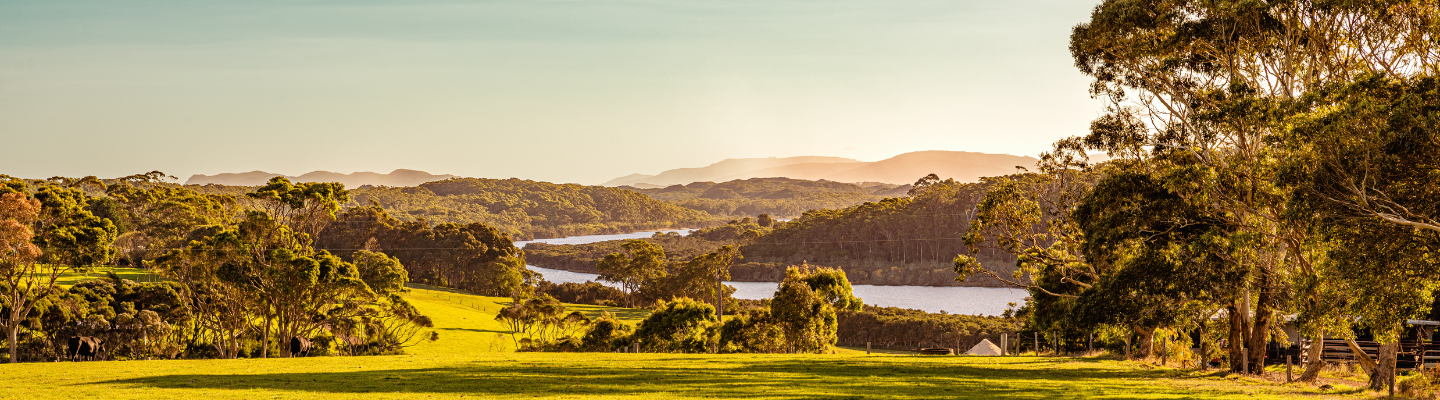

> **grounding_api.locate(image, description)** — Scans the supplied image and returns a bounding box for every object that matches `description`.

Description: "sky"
[0,0,1103,185]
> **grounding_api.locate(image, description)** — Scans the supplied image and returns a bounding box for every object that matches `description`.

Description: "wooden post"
[1286,355,1292,383]
[1162,336,1168,366]
[1034,332,1039,356]
[1242,348,1249,374]
[1125,335,1131,360]
[866,342,871,355]
[1088,333,1093,356]
[1001,334,1007,356]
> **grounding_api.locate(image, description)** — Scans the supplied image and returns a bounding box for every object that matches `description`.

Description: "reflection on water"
[521,230,1029,316]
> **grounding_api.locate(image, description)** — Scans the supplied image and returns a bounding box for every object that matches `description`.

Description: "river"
[517,230,1029,316]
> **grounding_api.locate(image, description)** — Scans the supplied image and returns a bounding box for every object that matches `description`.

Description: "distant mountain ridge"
[603,151,1039,187]
[186,169,455,187]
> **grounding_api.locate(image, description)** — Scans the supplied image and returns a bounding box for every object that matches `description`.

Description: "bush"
[581,313,633,351]
[718,310,786,353]
[632,298,717,353]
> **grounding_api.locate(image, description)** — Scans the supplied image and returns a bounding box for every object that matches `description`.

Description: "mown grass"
[0,273,1375,399]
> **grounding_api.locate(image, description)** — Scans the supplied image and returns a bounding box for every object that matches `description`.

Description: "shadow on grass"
[92,357,1221,399]
[438,327,510,334]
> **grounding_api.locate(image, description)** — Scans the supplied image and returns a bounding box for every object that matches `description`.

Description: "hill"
[738,178,1018,287]
[619,177,908,219]
[603,156,863,186]
[603,151,1038,186]
[349,178,722,240]
[186,169,455,187]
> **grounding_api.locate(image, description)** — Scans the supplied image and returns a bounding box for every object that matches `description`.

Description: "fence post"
[1286,355,1292,383]
[867,342,871,355]
[1162,336,1168,366]
[1034,332,1039,356]
[1242,348,1249,374]
[1001,334,1007,356]
[1088,333,1093,356]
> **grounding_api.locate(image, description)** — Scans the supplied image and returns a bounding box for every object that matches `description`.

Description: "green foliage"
[836,306,1022,351]
[580,312,632,351]
[318,205,528,297]
[495,293,588,351]
[631,298,716,353]
[352,250,409,296]
[718,309,786,353]
[349,178,720,240]
[743,178,1015,287]
[791,266,862,312]
[595,240,668,307]
[32,186,118,267]
[623,178,906,220]
[769,267,841,353]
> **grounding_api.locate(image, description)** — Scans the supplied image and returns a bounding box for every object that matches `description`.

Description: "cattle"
[290,336,312,357]
[67,336,105,361]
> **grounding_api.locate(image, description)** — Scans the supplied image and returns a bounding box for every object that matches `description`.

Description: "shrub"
[632,298,717,353]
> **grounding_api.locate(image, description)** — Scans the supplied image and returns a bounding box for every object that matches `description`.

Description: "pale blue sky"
[0,0,1101,184]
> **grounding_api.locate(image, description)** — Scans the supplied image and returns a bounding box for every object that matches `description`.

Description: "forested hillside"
[345,178,722,240]
[740,177,1017,287]
[620,177,908,219]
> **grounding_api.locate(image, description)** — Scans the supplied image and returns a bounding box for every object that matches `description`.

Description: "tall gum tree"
[1067,0,1439,373]
[0,192,46,362]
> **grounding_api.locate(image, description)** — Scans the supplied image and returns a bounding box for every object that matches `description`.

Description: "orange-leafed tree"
[0,192,47,363]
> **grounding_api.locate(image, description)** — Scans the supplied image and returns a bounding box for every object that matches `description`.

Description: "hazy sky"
[0,0,1102,184]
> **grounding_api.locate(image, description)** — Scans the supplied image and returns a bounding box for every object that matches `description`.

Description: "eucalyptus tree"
[688,246,735,320]
[30,186,117,269]
[247,177,349,246]
[1065,0,1439,373]
[770,267,841,353]
[1069,166,1243,359]
[155,228,253,359]
[1280,73,1440,387]
[105,175,236,264]
[0,192,48,362]
[596,240,669,307]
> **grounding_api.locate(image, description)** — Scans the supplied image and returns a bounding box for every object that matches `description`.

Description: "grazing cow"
[67,336,105,361]
[290,336,312,357]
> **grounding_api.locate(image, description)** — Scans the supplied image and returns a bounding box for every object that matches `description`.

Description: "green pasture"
[0,273,1370,399]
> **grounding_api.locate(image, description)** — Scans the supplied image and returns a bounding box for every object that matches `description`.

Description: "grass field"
[0,273,1376,399]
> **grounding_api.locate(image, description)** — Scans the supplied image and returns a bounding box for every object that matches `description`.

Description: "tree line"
[0,175,438,362]
[501,266,863,354]
[340,177,722,240]
[619,177,908,220]
[953,0,1440,393]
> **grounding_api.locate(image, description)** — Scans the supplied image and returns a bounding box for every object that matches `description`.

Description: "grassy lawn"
[0,273,1376,399]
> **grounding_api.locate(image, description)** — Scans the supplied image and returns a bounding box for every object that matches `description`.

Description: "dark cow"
[67,336,105,361]
[290,336,312,357]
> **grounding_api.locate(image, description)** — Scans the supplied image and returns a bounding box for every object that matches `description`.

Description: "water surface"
[521,230,1028,316]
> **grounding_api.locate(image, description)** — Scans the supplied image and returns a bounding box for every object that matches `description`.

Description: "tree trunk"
[261,316,271,358]
[1245,273,1275,373]
[7,324,17,363]
[1298,329,1326,382]
[716,274,724,322]
[1370,342,1398,392]
[1133,326,1155,359]
[1227,304,1246,372]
